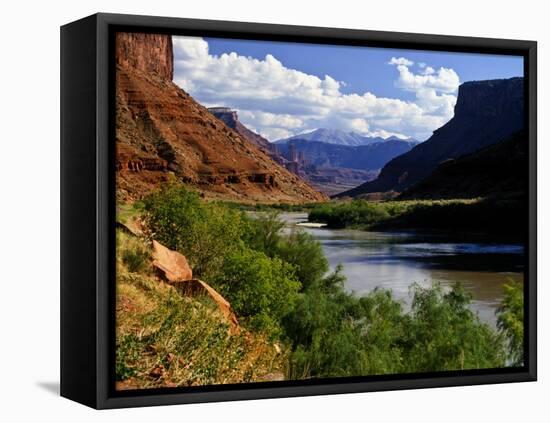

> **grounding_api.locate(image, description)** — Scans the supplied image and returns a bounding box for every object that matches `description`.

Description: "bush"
[400,283,505,372]
[143,185,245,280]
[283,267,369,378]
[244,212,329,291]
[497,280,524,366]
[309,197,524,239]
[131,187,514,379]
[275,230,329,291]
[214,248,301,338]
[243,211,285,257]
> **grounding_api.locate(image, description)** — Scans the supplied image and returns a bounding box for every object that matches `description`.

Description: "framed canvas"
[60,13,537,409]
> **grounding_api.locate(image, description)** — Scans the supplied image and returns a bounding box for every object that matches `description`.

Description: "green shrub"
[497,280,524,366]
[356,289,406,374]
[143,185,245,280]
[275,230,329,291]
[283,269,369,379]
[130,187,514,379]
[243,212,329,291]
[400,283,505,372]
[243,211,285,257]
[309,197,523,238]
[214,248,301,338]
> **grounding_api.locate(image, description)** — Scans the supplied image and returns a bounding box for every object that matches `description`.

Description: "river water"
[279,212,524,327]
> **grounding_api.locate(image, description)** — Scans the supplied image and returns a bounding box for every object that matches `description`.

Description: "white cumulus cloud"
[173,37,460,141]
[388,57,415,66]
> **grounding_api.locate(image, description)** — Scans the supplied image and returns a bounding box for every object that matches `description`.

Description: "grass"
[116,201,144,224]
[115,230,286,389]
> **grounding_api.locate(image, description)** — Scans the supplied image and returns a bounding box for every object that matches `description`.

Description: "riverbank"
[115,186,524,389]
[307,195,526,242]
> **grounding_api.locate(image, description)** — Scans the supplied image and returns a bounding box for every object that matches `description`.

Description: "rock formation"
[275,138,417,195]
[115,33,326,203]
[151,239,239,332]
[208,107,271,152]
[152,240,193,282]
[338,77,524,197]
[277,138,418,171]
[399,131,526,200]
[116,33,173,80]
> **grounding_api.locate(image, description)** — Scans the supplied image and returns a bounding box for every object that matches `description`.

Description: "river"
[279,212,524,327]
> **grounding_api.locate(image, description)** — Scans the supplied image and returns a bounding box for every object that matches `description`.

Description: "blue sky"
[173,36,523,141]
[206,38,523,101]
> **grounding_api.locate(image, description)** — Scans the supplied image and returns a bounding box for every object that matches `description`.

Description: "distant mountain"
[277,139,419,171]
[276,128,415,147]
[399,131,526,200]
[337,77,524,198]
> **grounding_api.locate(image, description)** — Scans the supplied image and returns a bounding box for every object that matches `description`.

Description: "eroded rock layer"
[115,33,326,203]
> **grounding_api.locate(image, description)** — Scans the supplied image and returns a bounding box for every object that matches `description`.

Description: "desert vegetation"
[308,196,525,239]
[115,185,524,388]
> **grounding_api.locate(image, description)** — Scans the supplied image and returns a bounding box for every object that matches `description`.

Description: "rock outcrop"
[171,279,240,332]
[115,33,326,203]
[152,240,193,282]
[151,239,239,332]
[208,107,273,153]
[339,77,524,197]
[116,32,174,81]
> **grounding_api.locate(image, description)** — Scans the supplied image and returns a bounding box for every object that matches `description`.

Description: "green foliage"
[275,230,329,291]
[135,186,515,381]
[400,283,505,372]
[356,289,407,374]
[308,197,523,239]
[243,211,285,257]
[283,266,370,378]
[244,212,329,291]
[214,248,301,338]
[497,280,524,366]
[309,201,394,228]
[143,185,245,280]
[284,278,506,378]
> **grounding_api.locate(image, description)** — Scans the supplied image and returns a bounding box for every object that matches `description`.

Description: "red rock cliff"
[116,33,174,81]
[115,32,326,203]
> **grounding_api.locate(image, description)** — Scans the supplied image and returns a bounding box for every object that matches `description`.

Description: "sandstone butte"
[115,32,327,203]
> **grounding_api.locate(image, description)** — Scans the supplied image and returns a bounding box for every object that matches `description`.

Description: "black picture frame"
[60,12,537,409]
